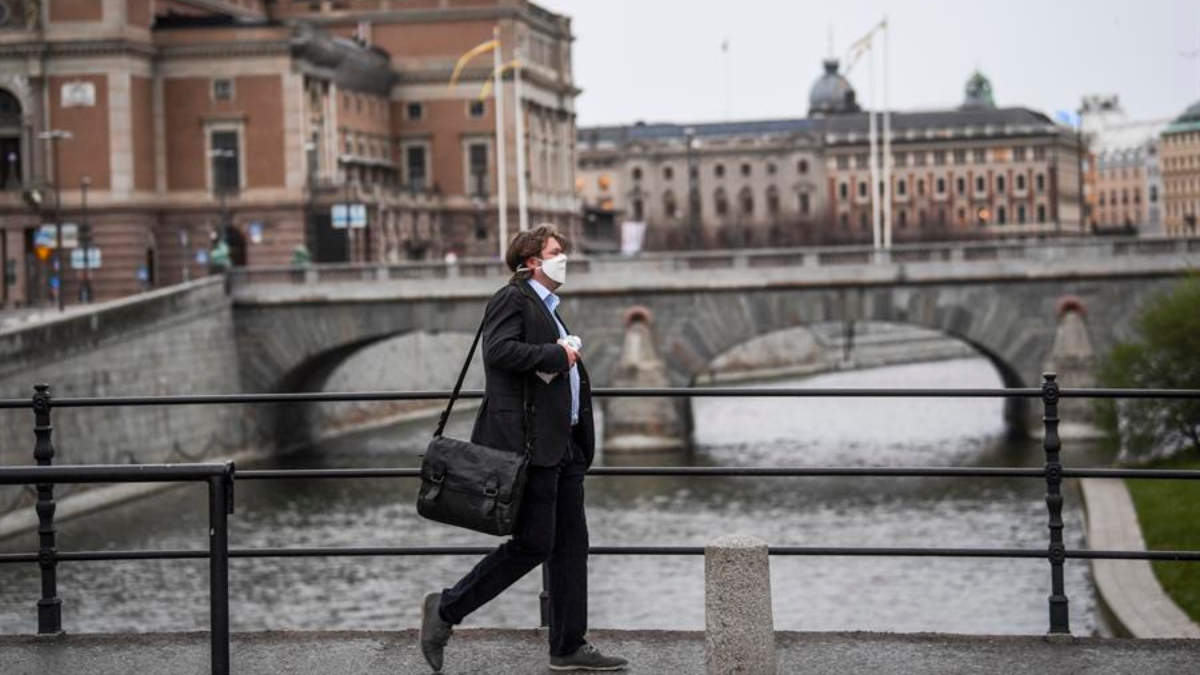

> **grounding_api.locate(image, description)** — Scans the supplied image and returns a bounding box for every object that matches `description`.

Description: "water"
[0,357,1113,636]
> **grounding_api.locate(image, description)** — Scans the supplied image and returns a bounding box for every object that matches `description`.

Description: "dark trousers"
[439,439,589,657]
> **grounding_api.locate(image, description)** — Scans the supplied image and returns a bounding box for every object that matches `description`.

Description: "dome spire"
[809,58,861,116]
[962,70,996,110]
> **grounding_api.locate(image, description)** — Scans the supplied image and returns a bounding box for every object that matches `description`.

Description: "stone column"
[705,534,777,675]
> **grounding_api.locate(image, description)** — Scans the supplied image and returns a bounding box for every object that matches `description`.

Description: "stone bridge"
[231,237,1200,438]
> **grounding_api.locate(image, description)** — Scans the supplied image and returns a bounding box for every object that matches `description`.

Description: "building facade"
[1079,95,1168,235]
[1160,100,1200,237]
[0,0,578,308]
[578,65,1085,250]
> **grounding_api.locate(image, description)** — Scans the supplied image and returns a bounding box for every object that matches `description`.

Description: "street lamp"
[79,176,92,303]
[37,129,72,311]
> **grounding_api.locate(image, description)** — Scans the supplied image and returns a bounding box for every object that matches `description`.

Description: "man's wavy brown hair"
[506,224,569,280]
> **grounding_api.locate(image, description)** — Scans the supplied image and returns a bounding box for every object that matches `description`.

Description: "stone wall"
[0,278,250,517]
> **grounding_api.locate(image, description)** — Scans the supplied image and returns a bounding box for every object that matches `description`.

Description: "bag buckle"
[483,486,498,498]
[430,473,444,484]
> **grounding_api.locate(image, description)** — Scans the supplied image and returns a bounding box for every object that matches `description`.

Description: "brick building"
[0,0,578,308]
[577,65,1085,250]
[1160,100,1200,237]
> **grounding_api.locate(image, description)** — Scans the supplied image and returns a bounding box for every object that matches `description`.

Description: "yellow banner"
[448,39,499,88]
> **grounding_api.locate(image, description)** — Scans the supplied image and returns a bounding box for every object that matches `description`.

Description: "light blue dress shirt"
[528,279,580,426]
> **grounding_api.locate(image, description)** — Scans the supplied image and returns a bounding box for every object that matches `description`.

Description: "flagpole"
[882,17,892,251]
[493,25,509,259]
[868,44,881,253]
[514,44,529,232]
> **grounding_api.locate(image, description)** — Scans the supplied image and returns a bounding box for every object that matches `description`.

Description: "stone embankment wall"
[0,278,251,519]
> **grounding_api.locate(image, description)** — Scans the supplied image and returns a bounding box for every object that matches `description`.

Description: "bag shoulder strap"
[433,315,486,438]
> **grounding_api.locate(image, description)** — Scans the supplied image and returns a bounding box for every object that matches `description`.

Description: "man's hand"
[557,339,580,367]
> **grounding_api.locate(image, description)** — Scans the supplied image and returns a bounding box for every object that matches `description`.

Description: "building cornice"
[285,6,569,39]
[0,39,156,59]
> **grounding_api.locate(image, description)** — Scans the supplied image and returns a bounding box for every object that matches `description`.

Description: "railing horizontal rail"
[237,467,1050,480]
[0,464,232,485]
[4,546,1199,565]
[1,386,1198,409]
[2,386,1200,408]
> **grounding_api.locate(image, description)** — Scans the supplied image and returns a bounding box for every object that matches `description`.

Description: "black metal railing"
[1,375,1199,675]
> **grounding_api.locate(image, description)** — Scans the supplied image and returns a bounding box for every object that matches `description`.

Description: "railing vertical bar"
[32,383,62,635]
[1042,373,1070,635]
[208,466,234,675]
[539,564,550,628]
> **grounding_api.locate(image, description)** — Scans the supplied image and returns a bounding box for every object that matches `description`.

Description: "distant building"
[0,0,578,308]
[577,63,1084,251]
[1079,95,1168,236]
[1160,100,1200,237]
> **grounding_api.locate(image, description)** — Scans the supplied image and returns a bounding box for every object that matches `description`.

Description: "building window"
[897,209,907,229]
[741,163,752,177]
[1013,147,1026,162]
[1016,174,1026,191]
[715,188,728,217]
[1033,147,1046,161]
[917,179,926,196]
[714,164,725,178]
[936,177,946,194]
[1037,204,1047,223]
[934,151,946,166]
[468,100,486,118]
[858,181,868,198]
[894,152,907,167]
[954,150,967,165]
[1121,189,1129,205]
[975,176,985,193]
[957,207,966,224]
[663,166,674,180]
[766,162,777,175]
[938,209,946,226]
[467,142,489,196]
[973,149,987,163]
[997,206,1007,224]
[663,191,678,219]
[914,152,927,167]
[956,177,966,195]
[632,167,643,181]
[798,159,809,174]
[799,192,810,215]
[767,186,780,217]
[209,129,240,192]
[996,175,1006,193]
[897,179,907,196]
[840,213,849,228]
[406,102,423,120]
[632,198,644,221]
[405,145,427,192]
[1150,185,1158,203]
[739,187,754,217]
[1036,173,1046,192]
[1018,204,1027,223]
[1099,192,1107,206]
[835,156,849,170]
[855,154,869,169]
[212,78,234,102]
[859,212,869,230]
[838,182,848,199]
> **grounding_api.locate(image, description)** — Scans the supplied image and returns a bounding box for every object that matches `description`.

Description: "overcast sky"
[545,0,1200,128]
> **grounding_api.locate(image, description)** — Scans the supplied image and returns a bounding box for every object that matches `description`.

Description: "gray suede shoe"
[549,643,629,671]
[419,592,453,672]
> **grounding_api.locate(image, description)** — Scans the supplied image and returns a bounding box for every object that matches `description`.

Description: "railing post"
[539,564,550,628]
[32,383,62,635]
[1041,373,1071,636]
[208,463,235,675]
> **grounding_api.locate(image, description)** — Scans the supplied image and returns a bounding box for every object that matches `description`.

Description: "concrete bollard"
[705,534,777,675]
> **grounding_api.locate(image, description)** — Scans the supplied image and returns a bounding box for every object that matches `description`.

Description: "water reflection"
[0,358,1113,636]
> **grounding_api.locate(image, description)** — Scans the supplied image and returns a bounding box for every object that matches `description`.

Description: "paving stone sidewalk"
[3,629,1200,675]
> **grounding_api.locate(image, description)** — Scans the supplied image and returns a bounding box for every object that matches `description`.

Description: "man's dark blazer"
[469,278,596,467]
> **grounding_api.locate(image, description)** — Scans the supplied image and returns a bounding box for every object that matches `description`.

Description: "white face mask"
[537,254,568,285]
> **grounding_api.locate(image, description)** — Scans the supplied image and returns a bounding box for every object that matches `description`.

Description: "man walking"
[420,224,627,672]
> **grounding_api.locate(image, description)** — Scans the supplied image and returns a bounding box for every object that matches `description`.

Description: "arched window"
[766,186,780,217]
[714,164,725,178]
[631,167,643,181]
[740,163,751,177]
[997,206,1007,224]
[797,159,809,174]
[739,187,754,217]
[714,188,729,217]
[663,190,678,219]
[663,166,674,180]
[0,89,24,188]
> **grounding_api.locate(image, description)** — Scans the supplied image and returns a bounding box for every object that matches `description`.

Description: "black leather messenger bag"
[416,316,530,537]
